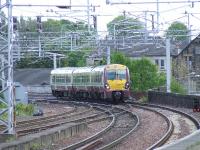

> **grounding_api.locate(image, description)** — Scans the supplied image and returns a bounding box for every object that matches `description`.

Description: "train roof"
[105,64,127,70]
[51,67,75,75]
[50,64,127,75]
[72,67,93,73]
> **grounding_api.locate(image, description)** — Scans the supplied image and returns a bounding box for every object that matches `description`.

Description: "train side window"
[77,74,81,84]
[91,73,95,83]
[55,76,59,83]
[61,76,65,83]
[82,74,85,83]
[65,75,70,83]
[97,73,101,82]
[74,75,77,83]
[52,76,55,83]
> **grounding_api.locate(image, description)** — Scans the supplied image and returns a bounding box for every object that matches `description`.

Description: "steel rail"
[59,106,116,150]
[130,104,174,150]
[97,108,139,150]
[59,105,139,150]
[131,102,200,129]
[16,105,112,137]
[16,104,92,127]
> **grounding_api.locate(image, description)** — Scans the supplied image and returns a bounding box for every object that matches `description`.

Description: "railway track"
[57,103,139,150]
[15,102,111,137]
[128,101,199,148]
[3,92,198,150]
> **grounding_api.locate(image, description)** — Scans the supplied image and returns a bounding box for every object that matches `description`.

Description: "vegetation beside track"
[0,102,34,117]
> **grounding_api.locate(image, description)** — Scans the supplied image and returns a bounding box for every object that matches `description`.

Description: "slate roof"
[97,36,189,58]
[119,39,189,58]
[175,34,200,58]
[14,68,52,86]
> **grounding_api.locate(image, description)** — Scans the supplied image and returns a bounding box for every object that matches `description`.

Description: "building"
[174,35,200,94]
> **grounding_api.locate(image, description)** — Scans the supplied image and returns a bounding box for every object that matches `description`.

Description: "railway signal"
[13,16,17,31]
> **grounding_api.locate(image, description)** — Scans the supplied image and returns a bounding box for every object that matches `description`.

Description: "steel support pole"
[166,38,171,93]
[144,11,148,42]
[1,55,5,90]
[39,34,41,57]
[87,0,90,32]
[7,0,14,134]
[114,24,116,49]
[70,34,73,51]
[106,46,110,65]
[53,54,57,69]
[156,0,159,32]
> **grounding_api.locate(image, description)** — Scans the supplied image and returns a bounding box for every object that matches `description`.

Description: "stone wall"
[148,90,200,108]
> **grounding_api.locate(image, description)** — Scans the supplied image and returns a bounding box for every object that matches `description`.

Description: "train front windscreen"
[106,70,126,80]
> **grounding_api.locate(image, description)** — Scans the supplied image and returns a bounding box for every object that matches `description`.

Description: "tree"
[111,52,129,65]
[131,58,162,91]
[62,52,86,67]
[107,15,144,37]
[111,52,165,91]
[165,21,189,41]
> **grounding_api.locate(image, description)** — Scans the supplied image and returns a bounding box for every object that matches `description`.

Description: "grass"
[0,102,34,117]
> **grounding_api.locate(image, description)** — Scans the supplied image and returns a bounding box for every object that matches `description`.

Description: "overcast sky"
[7,0,200,38]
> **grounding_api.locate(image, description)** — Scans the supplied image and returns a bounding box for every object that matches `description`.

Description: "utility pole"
[70,33,73,51]
[0,55,5,90]
[114,24,116,50]
[123,10,126,18]
[0,0,15,134]
[38,35,41,57]
[144,11,148,42]
[106,46,110,65]
[187,13,191,42]
[151,14,155,30]
[87,0,90,32]
[166,39,171,93]
[53,54,57,69]
[37,16,42,57]
[156,0,160,32]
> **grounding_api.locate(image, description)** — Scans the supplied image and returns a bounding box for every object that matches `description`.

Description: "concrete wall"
[0,123,87,150]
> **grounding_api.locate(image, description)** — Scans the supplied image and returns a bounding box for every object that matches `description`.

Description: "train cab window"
[107,71,116,80]
[107,70,126,80]
[117,70,126,79]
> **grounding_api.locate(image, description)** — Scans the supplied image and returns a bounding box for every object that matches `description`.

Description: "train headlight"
[105,83,110,90]
[125,82,130,89]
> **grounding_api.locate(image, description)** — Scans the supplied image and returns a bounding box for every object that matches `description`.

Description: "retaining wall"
[148,90,200,108]
[0,123,87,150]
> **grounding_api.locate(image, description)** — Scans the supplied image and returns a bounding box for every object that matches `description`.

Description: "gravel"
[49,120,111,149]
[113,106,168,150]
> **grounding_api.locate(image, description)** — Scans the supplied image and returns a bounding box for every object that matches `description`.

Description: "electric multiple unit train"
[50,64,130,103]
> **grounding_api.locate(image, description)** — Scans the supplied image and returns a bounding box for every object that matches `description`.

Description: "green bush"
[16,103,34,116]
[171,77,186,94]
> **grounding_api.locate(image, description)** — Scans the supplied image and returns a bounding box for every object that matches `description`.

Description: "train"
[50,64,131,103]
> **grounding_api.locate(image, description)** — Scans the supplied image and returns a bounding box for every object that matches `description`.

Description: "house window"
[155,59,159,66]
[160,59,165,69]
[188,56,192,69]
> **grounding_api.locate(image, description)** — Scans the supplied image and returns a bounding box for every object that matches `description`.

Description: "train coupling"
[113,91,122,98]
